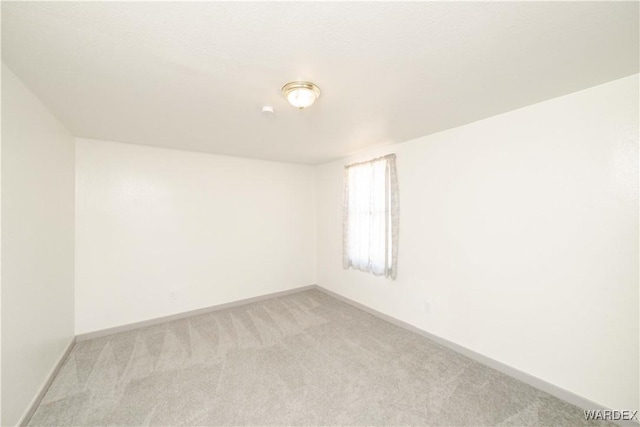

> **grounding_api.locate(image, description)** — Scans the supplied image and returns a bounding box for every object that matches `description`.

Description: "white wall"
[1,64,76,426]
[1,63,4,425]
[75,138,315,334]
[316,74,639,411]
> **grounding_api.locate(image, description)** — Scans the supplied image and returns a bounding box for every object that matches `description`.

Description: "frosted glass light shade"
[281,81,321,110]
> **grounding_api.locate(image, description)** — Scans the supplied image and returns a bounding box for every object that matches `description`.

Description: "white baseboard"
[313,285,638,427]
[76,285,317,342]
[18,337,76,427]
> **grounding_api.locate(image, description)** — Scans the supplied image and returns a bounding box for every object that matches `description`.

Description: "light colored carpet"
[29,289,609,426]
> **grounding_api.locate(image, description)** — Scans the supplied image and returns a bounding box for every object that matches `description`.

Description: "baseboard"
[76,285,317,342]
[313,285,639,427]
[18,337,76,427]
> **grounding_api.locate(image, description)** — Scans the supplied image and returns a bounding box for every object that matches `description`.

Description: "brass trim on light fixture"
[281,81,321,109]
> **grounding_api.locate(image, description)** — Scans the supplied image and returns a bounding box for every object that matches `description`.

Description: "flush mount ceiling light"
[281,81,321,110]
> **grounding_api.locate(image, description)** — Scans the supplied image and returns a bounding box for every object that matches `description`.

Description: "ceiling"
[2,2,638,165]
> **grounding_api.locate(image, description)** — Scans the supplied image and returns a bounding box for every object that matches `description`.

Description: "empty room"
[1,1,638,426]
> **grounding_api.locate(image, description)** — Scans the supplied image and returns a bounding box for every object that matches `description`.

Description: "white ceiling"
[2,2,638,164]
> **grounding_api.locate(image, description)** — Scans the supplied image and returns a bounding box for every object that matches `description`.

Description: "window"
[343,154,399,279]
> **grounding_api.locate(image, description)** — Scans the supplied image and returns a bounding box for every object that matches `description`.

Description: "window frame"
[342,154,399,279]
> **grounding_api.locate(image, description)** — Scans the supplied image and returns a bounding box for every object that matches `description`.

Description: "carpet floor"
[29,289,609,426]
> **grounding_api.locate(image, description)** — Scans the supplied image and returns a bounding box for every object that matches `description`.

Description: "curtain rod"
[344,153,396,169]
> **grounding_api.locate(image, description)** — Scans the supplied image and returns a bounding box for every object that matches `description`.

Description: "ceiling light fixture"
[281,81,321,110]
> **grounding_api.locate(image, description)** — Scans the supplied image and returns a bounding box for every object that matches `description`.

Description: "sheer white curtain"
[343,154,399,279]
